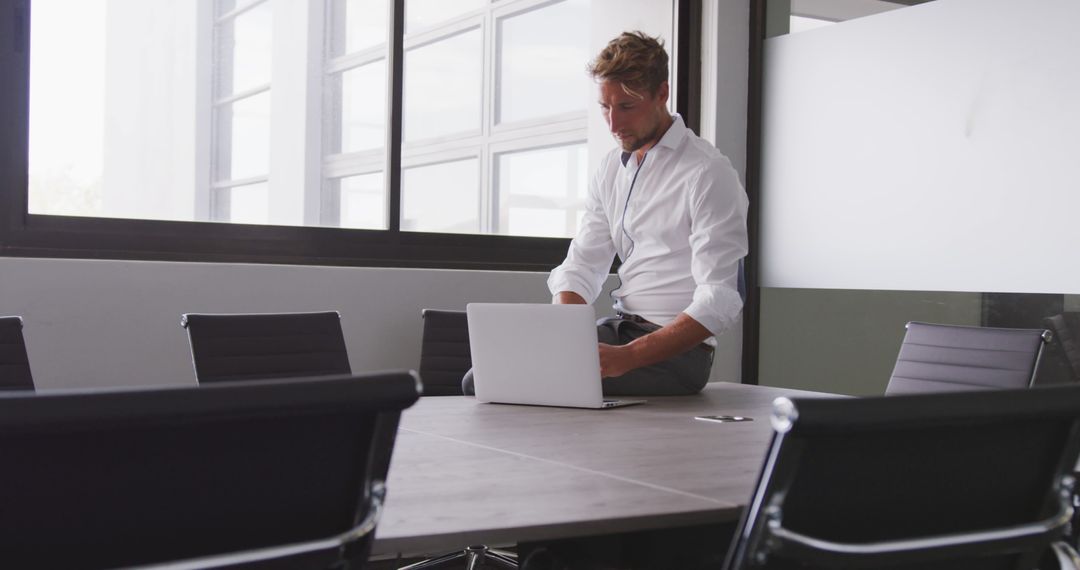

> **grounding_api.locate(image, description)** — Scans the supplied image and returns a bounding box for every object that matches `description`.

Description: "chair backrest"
[725,386,1080,570]
[0,316,34,391]
[1046,313,1080,382]
[885,321,1050,395]
[418,309,471,396]
[181,311,351,383]
[0,372,420,569]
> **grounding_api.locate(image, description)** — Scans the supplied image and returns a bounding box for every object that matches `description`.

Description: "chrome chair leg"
[482,549,518,568]
[399,545,518,569]
[464,547,482,570]
[1053,541,1080,570]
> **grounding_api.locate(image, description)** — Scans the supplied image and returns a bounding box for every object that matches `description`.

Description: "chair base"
[399,545,517,569]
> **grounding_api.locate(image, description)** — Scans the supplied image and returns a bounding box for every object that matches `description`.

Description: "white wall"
[700,0,749,182]
[761,0,1080,294]
[698,0,751,383]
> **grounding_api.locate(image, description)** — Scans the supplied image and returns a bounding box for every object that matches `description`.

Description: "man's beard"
[617,123,661,152]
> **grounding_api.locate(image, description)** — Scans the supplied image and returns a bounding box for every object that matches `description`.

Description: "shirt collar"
[619,113,687,167]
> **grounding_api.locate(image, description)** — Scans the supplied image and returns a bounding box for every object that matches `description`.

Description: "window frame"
[0,0,698,271]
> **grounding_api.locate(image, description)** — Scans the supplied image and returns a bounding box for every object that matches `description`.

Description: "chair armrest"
[764,496,1072,568]
[1052,541,1080,570]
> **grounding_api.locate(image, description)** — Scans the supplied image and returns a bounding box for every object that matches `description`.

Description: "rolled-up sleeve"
[683,156,749,336]
[547,159,617,303]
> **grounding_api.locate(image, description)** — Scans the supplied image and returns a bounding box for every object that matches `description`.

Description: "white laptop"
[466,303,645,409]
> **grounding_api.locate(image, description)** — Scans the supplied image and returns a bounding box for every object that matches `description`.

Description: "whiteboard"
[760,0,1080,294]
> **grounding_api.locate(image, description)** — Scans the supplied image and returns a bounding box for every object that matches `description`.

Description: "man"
[548,31,748,396]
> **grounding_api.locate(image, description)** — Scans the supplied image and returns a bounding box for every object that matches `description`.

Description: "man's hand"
[599,342,639,378]
[600,313,713,378]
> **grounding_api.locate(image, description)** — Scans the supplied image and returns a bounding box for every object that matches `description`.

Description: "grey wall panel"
[0,258,538,389]
[758,288,982,395]
[0,258,741,389]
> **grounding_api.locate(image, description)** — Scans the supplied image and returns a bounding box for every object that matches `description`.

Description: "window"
[26,0,106,218]
[325,0,391,232]
[3,0,689,269]
[212,0,273,224]
[330,0,592,238]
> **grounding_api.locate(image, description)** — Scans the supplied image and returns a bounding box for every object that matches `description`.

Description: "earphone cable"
[610,151,648,303]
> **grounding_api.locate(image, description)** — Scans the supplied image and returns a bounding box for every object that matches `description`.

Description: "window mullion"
[480,5,495,234]
[212,174,270,190]
[304,0,326,227]
[216,0,272,24]
[386,0,405,234]
[267,0,318,227]
[209,1,232,220]
[194,0,215,222]
[213,83,271,107]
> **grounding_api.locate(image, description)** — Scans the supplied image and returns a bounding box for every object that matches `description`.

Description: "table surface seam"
[398,426,729,506]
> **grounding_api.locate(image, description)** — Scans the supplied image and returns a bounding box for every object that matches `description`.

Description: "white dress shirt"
[547,115,748,338]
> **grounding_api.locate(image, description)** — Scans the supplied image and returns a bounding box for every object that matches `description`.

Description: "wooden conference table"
[371,382,833,557]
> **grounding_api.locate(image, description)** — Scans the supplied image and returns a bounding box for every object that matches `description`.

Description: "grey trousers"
[461,316,714,397]
[596,317,714,396]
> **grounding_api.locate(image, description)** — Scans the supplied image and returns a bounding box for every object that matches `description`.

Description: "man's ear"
[655,81,670,107]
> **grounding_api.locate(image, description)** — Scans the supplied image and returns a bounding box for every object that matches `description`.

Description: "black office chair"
[724,386,1080,570]
[181,311,351,383]
[886,321,1080,558]
[1046,313,1080,383]
[418,309,472,396]
[885,321,1051,395]
[0,316,34,391]
[406,309,517,568]
[0,372,420,569]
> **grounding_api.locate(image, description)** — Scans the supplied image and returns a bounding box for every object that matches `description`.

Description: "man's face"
[598,80,669,153]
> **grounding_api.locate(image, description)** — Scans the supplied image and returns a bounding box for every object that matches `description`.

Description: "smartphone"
[694,415,753,423]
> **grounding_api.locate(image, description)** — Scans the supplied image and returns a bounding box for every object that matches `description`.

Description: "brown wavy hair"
[587,31,669,98]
